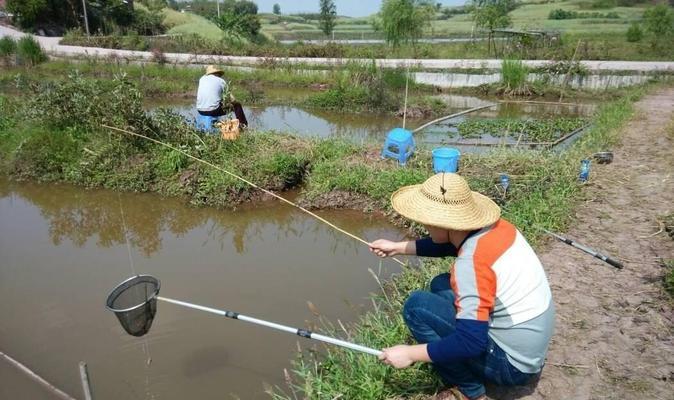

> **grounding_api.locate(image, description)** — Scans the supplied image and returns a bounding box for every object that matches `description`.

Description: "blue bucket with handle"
[432,147,461,173]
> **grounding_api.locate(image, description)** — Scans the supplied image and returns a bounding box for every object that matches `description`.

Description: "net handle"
[156,296,382,357]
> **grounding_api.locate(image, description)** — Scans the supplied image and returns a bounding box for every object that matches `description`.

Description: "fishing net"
[106,275,160,337]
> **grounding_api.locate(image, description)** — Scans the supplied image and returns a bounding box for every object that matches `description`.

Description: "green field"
[154,0,649,41]
[255,0,647,40]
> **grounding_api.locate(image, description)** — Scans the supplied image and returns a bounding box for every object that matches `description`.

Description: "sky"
[250,1,467,17]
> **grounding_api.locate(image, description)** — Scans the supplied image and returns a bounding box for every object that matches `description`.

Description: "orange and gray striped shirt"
[423,219,555,373]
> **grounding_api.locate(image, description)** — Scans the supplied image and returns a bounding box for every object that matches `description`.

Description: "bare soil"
[483,87,674,400]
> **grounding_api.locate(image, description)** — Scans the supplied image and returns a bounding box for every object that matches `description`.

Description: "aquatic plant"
[307,62,397,111]
[499,58,532,96]
[456,117,589,142]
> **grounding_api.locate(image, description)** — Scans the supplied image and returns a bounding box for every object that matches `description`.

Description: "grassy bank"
[0,60,426,112]
[0,68,651,398]
[0,59,641,119]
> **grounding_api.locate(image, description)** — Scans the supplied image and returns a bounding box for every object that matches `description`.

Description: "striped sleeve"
[451,220,516,321]
[450,255,497,322]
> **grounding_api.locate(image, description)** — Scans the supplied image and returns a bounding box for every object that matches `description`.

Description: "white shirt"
[196,74,227,111]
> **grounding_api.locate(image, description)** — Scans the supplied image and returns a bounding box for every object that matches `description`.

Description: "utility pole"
[216,0,220,18]
[81,0,90,36]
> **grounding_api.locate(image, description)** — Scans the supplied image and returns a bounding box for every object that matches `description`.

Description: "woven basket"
[216,118,240,140]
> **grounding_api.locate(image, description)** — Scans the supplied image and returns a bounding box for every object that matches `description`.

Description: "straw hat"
[391,173,501,231]
[205,65,224,75]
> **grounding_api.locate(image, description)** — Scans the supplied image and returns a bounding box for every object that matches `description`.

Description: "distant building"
[0,0,5,9]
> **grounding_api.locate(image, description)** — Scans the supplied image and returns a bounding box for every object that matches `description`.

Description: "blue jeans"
[403,273,538,400]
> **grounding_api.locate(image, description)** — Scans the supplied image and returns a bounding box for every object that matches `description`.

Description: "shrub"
[591,0,617,9]
[132,8,166,36]
[122,32,150,51]
[16,36,47,66]
[626,22,643,42]
[548,8,621,20]
[150,47,167,64]
[643,4,674,53]
[307,62,396,111]
[0,36,17,58]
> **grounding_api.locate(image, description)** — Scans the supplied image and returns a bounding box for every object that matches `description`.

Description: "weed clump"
[498,59,534,96]
[307,62,397,111]
[663,258,674,298]
[0,36,17,65]
[16,36,47,67]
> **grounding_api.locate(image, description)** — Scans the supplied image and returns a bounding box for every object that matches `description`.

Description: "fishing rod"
[540,227,624,269]
[102,124,406,267]
[106,275,382,357]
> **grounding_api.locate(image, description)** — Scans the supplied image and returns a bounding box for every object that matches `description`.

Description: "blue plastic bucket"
[432,147,461,173]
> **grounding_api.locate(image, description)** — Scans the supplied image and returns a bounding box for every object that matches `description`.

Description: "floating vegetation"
[455,117,589,143]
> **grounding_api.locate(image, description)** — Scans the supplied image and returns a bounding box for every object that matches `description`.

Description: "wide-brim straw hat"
[205,65,224,75]
[391,173,501,231]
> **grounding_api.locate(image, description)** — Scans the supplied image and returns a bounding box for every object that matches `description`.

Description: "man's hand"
[368,239,404,258]
[379,345,416,369]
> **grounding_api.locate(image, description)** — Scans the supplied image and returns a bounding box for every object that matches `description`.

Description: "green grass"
[161,9,224,40]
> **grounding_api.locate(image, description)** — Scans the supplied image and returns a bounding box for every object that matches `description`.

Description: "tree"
[7,0,49,28]
[471,0,514,55]
[273,3,281,15]
[377,0,430,47]
[319,0,337,37]
[7,0,136,33]
[625,22,643,42]
[643,4,673,51]
[212,0,261,39]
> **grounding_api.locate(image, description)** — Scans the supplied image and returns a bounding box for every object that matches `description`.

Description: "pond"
[0,178,407,399]
[150,93,596,151]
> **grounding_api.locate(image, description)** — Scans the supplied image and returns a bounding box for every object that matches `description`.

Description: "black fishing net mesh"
[106,275,160,337]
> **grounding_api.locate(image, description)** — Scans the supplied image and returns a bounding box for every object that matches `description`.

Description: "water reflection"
[0,178,406,400]
[149,93,595,146]
[5,180,389,258]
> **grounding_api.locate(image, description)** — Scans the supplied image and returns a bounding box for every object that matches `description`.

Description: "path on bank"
[1,24,673,73]
[487,87,674,400]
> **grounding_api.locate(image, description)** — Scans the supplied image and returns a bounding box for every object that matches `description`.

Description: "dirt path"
[489,87,674,400]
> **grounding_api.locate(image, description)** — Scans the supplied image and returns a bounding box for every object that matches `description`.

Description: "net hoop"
[105,275,161,313]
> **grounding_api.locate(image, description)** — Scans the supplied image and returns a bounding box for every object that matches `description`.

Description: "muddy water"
[0,178,407,399]
[152,93,595,147]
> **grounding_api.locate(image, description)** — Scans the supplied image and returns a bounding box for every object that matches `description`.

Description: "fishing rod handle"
[597,255,624,269]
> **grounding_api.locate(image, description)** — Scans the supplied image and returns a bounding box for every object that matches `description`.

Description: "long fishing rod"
[102,124,406,267]
[540,227,624,269]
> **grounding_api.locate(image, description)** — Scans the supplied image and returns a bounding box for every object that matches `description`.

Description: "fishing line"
[117,193,155,378]
[103,125,406,267]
